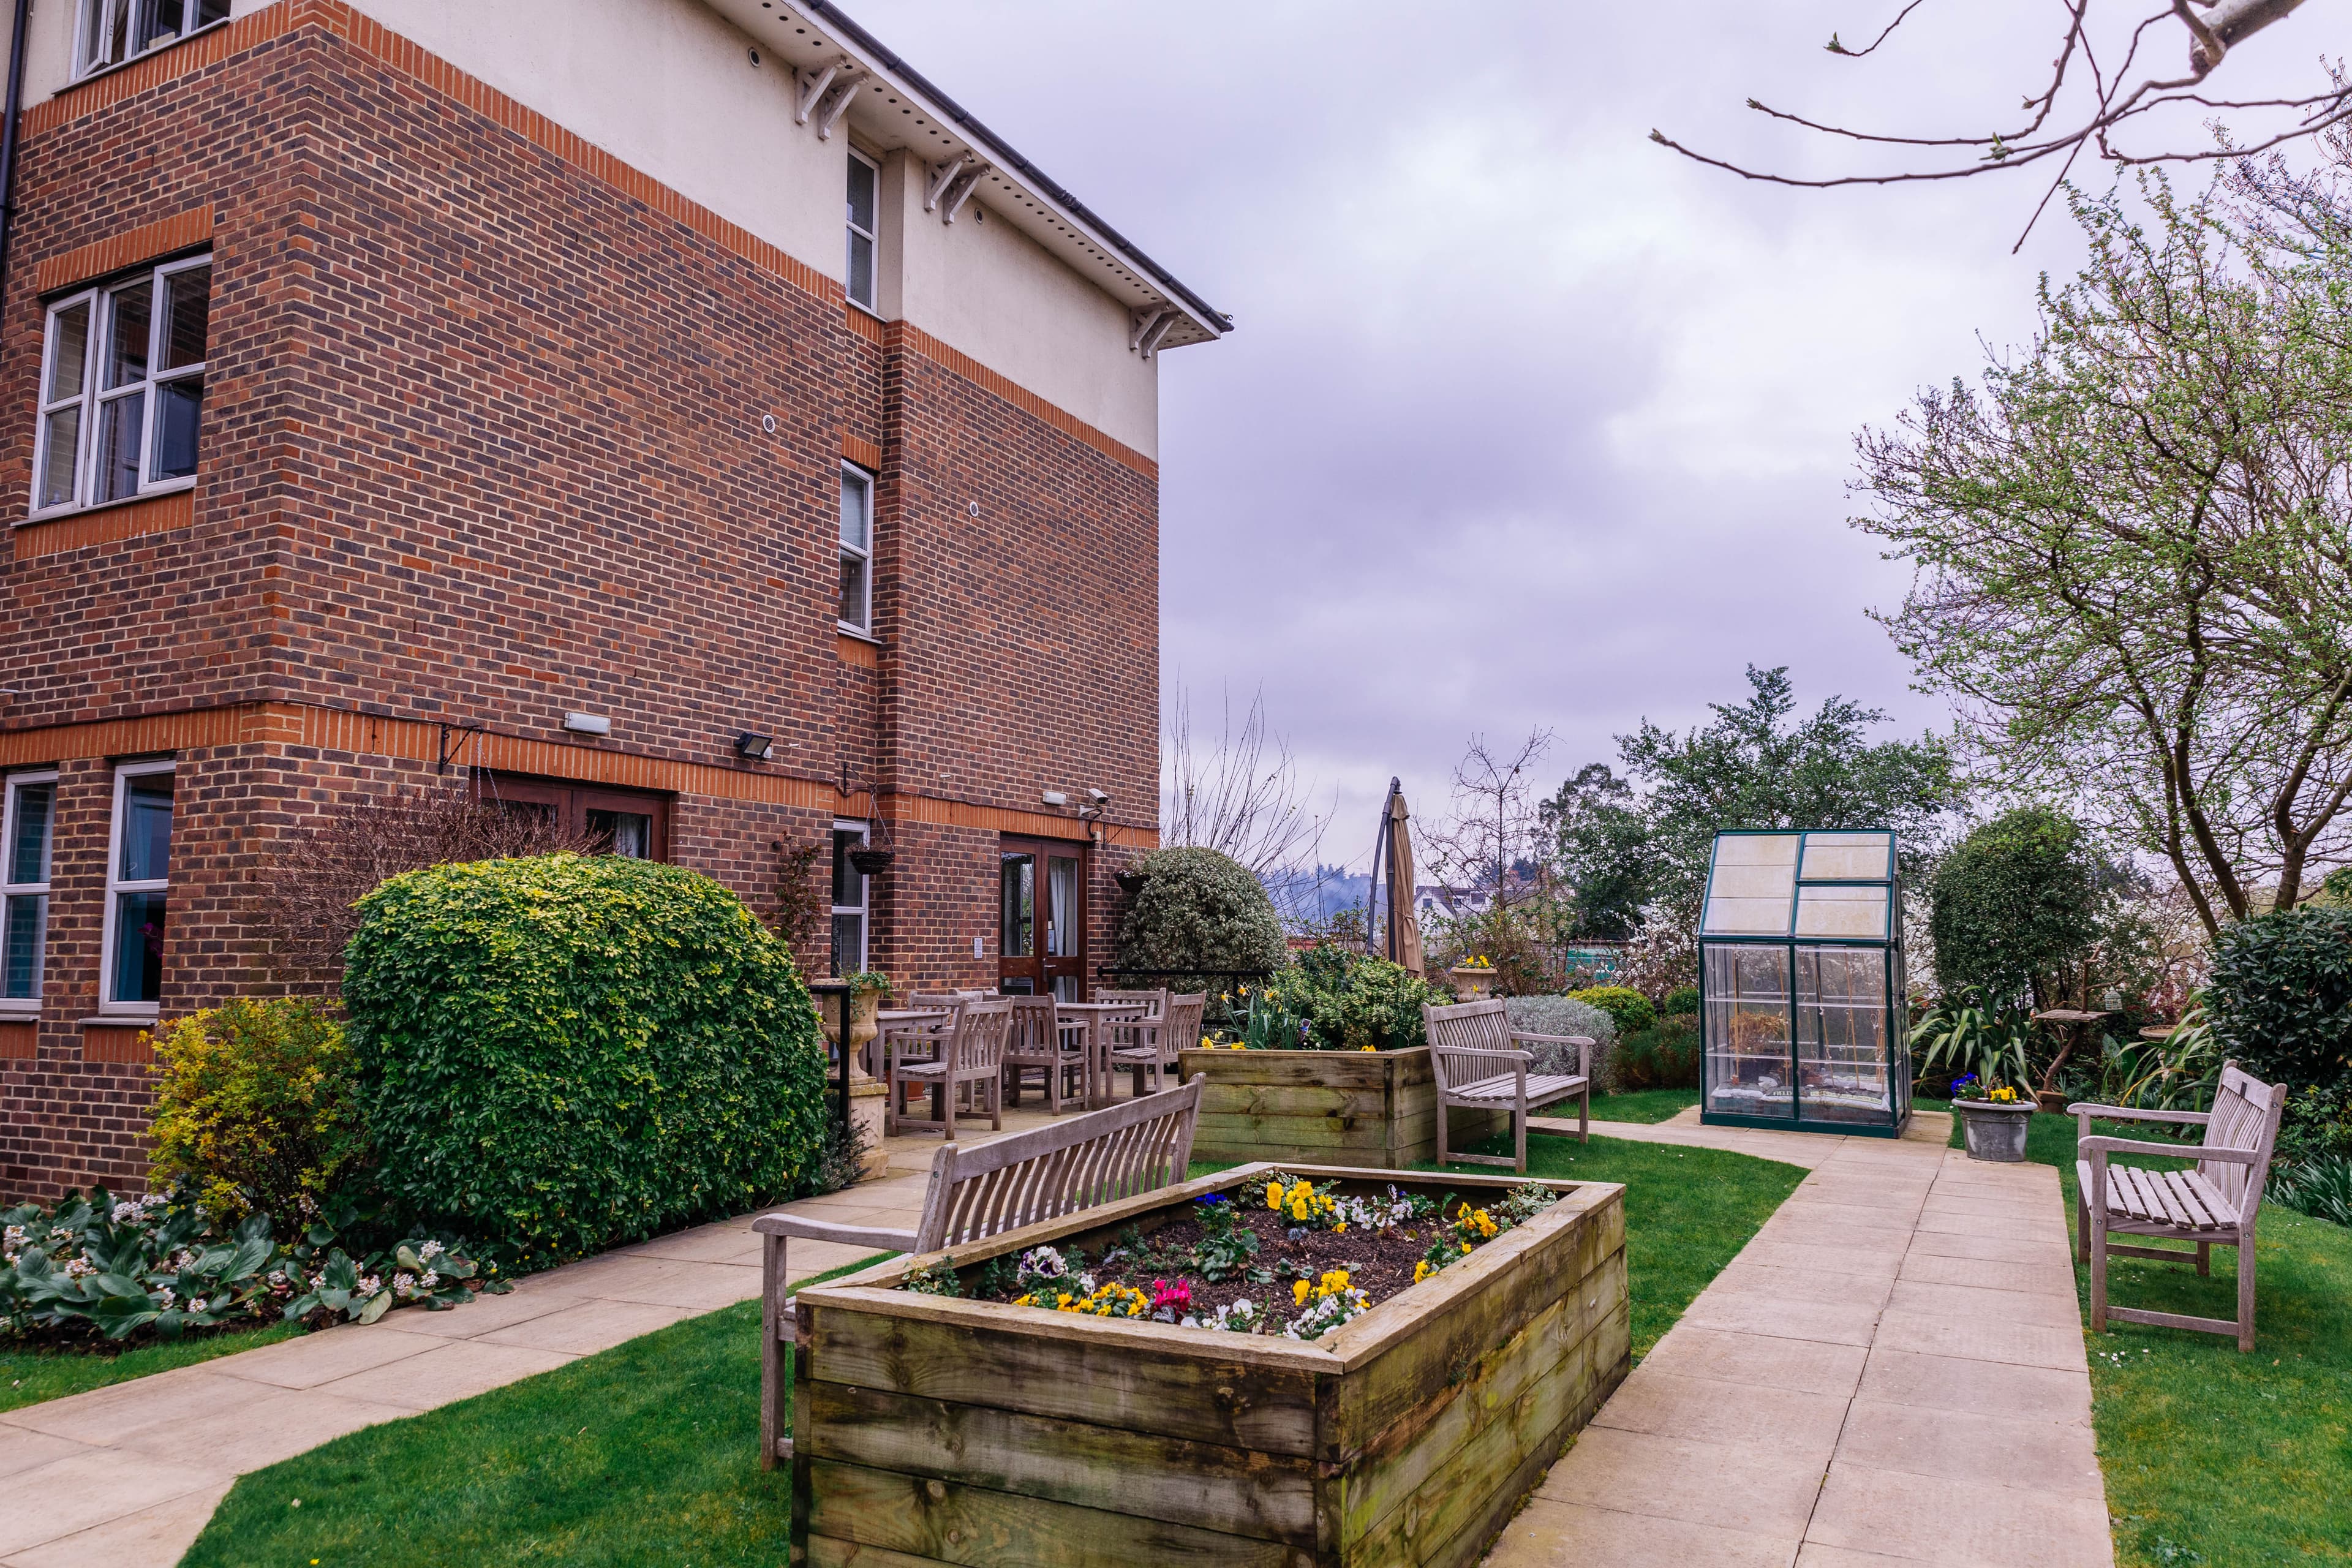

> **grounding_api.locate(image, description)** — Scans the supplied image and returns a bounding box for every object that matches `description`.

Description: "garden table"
[1054,1000,1148,1109]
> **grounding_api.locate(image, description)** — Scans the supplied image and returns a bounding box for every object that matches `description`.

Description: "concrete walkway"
[0,1109,1065,1567]
[1489,1106,2111,1568]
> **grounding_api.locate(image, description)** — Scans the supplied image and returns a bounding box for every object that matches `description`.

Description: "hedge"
[2209,902,2352,1097]
[342,854,828,1264]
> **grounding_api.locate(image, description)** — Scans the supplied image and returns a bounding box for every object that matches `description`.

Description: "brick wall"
[0,11,1162,1201]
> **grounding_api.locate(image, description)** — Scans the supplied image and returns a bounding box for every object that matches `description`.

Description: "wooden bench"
[1422,999,1593,1173]
[2071,1059,2285,1352]
[751,1075,1204,1467]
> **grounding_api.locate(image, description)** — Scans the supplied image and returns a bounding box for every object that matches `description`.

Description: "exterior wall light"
[563,712,612,736]
[1041,790,1069,807]
[736,732,775,760]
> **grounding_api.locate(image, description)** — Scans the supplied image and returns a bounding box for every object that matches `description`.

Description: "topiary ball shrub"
[1569,985,1657,1037]
[1114,846,1289,994]
[2208,902,2352,1098]
[1928,807,2101,1007]
[342,854,828,1265]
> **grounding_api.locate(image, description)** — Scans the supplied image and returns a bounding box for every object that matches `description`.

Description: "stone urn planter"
[1954,1097,2035,1162]
[1176,1044,1504,1169]
[818,987,884,1080]
[787,1163,1630,1568]
[1448,963,1496,1000]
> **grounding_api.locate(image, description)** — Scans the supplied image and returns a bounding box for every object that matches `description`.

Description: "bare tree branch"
[1162,682,1332,913]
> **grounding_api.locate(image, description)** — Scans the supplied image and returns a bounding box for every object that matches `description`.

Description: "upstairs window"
[76,0,231,78]
[1,772,56,1011]
[35,257,210,517]
[845,150,878,311]
[839,462,873,634]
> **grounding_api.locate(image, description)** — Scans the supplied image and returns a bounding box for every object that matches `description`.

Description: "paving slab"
[1482,1112,2109,1567]
[0,1449,227,1558]
[477,1297,698,1355]
[1,1475,233,1568]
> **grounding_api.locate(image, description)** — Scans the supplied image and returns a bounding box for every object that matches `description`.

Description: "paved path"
[1490,1107,2112,1568]
[0,1108,1066,1567]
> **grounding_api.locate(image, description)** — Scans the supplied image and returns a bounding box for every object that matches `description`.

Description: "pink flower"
[1150,1278,1192,1311]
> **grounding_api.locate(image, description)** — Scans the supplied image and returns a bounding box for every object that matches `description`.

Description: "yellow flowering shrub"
[146,998,367,1223]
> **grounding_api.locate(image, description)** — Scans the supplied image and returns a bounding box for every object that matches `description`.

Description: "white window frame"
[831,819,870,975]
[31,254,211,521]
[845,148,880,312]
[0,771,58,1016]
[838,461,875,635]
[98,759,175,1017]
[73,0,232,81]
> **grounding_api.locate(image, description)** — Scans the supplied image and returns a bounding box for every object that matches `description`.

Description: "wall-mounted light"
[736,732,775,761]
[1041,790,1069,807]
[563,712,612,736]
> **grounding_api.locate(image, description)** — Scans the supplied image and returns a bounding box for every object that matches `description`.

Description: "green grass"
[184,1254,892,1568]
[1953,1109,2352,1567]
[1,1319,307,1415]
[1444,1129,1804,1357]
[1588,1088,1702,1125]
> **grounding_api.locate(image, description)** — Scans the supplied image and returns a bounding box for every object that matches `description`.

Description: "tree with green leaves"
[1929,807,2103,1011]
[1540,763,1652,940]
[1854,174,2352,933]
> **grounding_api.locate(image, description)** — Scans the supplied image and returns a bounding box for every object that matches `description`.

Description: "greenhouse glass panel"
[1704,943,1793,1118]
[1795,946,1890,1123]
[1798,831,1893,881]
[1702,833,1799,935]
[1795,884,1889,938]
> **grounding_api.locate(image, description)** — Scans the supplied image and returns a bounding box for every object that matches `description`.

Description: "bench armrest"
[752,1214,919,1250]
[2079,1137,2260,1164]
[2067,1102,2210,1126]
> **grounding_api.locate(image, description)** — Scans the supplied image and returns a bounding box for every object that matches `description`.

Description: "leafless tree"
[267,782,593,984]
[1422,729,1558,912]
[1163,682,1332,892]
[1652,0,2343,246]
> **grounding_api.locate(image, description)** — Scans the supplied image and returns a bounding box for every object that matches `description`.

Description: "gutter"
[796,0,1232,339]
[0,0,30,298]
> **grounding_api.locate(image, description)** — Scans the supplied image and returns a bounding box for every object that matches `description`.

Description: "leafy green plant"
[842,971,893,999]
[342,854,829,1265]
[1611,1020,1702,1090]
[2267,1155,2352,1228]
[1114,846,1289,994]
[900,1256,962,1296]
[1286,944,1448,1050]
[2082,994,2221,1112]
[1238,984,1312,1050]
[1662,985,1700,1017]
[1928,807,2102,1008]
[2207,901,2352,1096]
[1187,1194,1259,1282]
[146,997,367,1224]
[1568,985,1656,1036]
[1910,996,2032,1093]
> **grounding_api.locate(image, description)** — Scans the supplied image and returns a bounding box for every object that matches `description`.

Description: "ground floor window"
[1,772,56,1009]
[479,775,669,860]
[101,760,173,1012]
[831,821,869,976]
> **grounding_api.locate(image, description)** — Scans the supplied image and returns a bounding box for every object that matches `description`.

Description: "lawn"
[1,1319,306,1415]
[1587,1087,1701,1125]
[1955,1110,2352,1567]
[187,1138,1800,1562]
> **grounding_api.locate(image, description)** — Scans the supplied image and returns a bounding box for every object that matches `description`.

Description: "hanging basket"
[847,848,894,875]
[1114,870,1148,895]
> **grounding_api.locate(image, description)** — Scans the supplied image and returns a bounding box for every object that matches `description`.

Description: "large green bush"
[1114,846,1289,993]
[342,855,827,1263]
[1276,944,1449,1051]
[1568,985,1657,1036]
[1928,807,2101,1006]
[2207,902,2352,1098]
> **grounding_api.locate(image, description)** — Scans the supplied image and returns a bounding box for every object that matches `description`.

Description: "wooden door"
[480,774,669,861]
[999,837,1085,998]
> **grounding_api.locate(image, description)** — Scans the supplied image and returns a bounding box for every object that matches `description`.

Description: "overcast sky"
[848,0,2335,873]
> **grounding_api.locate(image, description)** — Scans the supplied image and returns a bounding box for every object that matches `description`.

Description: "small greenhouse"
[1698,829,1910,1136]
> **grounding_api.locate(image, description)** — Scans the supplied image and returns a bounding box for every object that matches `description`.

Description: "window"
[100,761,173,1013]
[0,773,56,1012]
[845,149,878,311]
[75,0,230,78]
[35,257,210,516]
[839,462,873,633]
[477,775,669,859]
[831,821,869,976]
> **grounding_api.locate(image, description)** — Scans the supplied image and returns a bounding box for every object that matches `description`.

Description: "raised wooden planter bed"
[789,1162,1629,1568]
[1177,1045,1505,1169]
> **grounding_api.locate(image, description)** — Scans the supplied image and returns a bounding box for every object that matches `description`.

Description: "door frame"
[998,835,1088,998]
[477,774,671,861]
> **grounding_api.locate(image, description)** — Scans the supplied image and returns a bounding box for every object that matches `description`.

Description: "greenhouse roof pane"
[1795,884,1890,938]
[1800,831,1893,882]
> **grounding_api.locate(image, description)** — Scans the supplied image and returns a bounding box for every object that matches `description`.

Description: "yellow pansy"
[1294,1278,1312,1305]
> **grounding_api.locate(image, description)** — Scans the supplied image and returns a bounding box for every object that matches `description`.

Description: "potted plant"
[823,971,892,1078]
[1114,867,1148,895]
[846,846,894,875]
[1950,1074,2035,1162]
[1448,954,1497,1000]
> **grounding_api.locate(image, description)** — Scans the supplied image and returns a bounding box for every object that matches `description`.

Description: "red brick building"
[0,0,1227,1200]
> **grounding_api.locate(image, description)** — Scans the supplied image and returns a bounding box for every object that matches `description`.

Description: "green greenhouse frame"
[1697,829,1912,1137]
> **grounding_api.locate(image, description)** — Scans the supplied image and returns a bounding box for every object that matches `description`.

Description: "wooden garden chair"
[754,1076,1205,1467]
[1421,999,1593,1174]
[1112,991,1205,1096]
[2071,1060,2286,1352]
[889,996,1011,1139]
[1001,995,1085,1111]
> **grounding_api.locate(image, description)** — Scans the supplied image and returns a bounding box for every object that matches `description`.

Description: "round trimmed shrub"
[2208,902,2352,1096]
[1661,985,1701,1017]
[342,854,828,1264]
[1115,846,1289,993]
[1569,985,1657,1036]
[1929,807,2100,1006]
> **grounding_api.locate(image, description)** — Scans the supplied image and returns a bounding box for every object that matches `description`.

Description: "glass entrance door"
[1703,944,1794,1119]
[1000,837,1085,998]
[1794,946,1890,1123]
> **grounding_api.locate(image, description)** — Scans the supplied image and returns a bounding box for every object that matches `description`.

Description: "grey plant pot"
[1956,1099,2035,1162]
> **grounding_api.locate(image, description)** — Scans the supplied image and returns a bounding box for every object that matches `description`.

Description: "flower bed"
[788,1163,1629,1568]
[1177,1044,1504,1167]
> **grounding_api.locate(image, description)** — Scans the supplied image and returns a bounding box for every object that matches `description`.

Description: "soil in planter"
[906,1177,1562,1338]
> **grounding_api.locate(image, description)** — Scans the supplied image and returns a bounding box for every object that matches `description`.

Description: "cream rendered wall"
[13,0,1159,454]
[887,148,1156,459]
